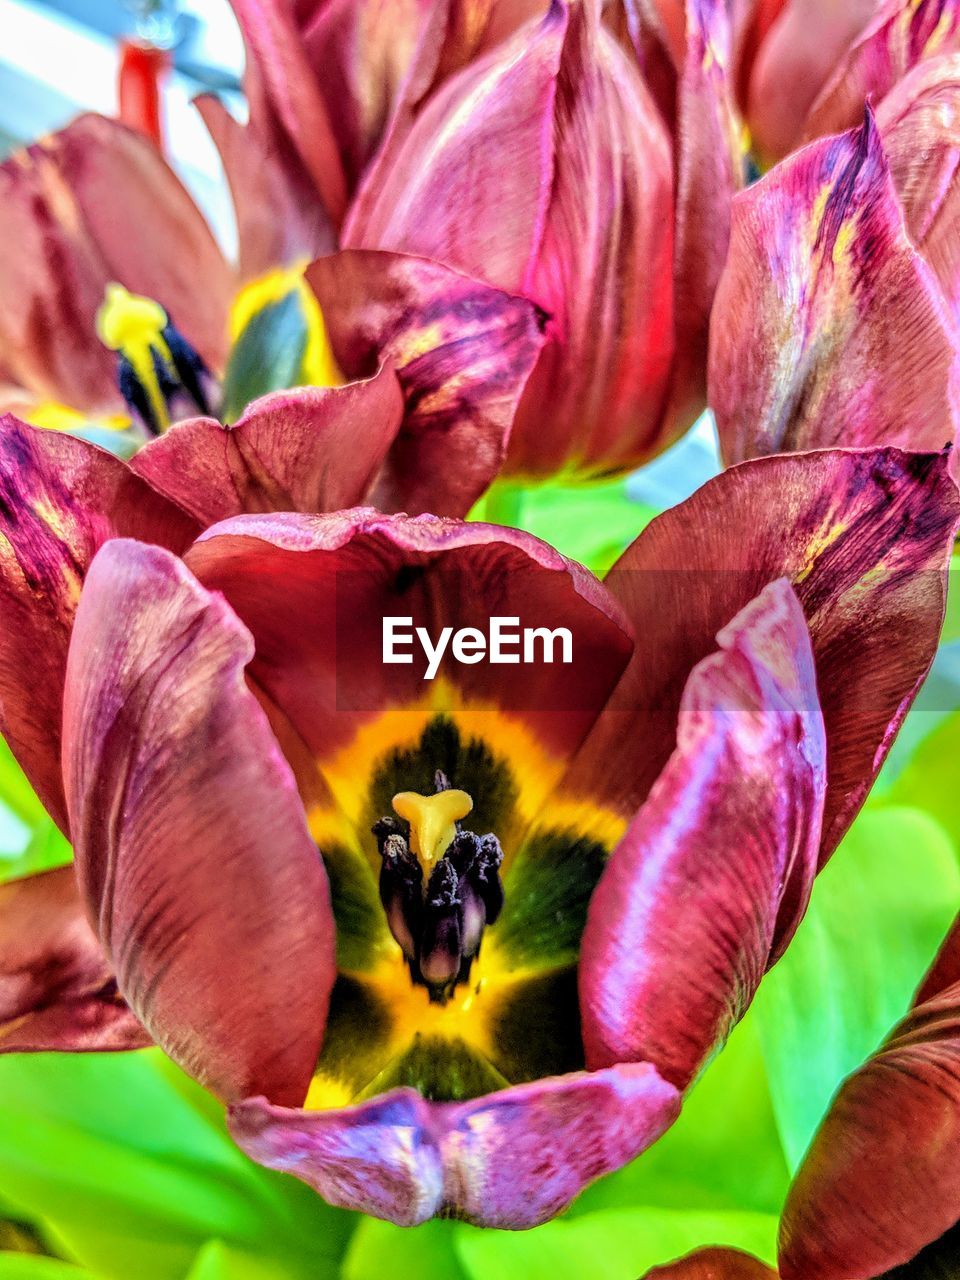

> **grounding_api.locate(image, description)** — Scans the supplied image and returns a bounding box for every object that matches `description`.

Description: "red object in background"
[118,39,170,149]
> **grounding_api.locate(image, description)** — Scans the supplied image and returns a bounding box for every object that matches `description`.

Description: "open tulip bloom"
[0,403,957,1227]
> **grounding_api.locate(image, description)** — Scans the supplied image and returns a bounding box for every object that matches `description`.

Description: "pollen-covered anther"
[95,282,218,435]
[373,783,505,1002]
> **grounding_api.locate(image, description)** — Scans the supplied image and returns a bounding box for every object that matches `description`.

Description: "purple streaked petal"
[0,415,197,830]
[229,1063,679,1227]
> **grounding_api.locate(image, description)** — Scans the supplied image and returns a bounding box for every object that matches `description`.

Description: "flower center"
[95,282,214,434]
[374,771,504,1005]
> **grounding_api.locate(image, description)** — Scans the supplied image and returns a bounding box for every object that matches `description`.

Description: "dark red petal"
[306,251,546,515]
[0,415,197,830]
[709,113,960,464]
[643,1247,777,1279]
[779,969,960,1279]
[916,913,960,1007]
[566,448,958,861]
[131,369,404,524]
[62,539,336,1106]
[230,1063,679,1226]
[579,581,825,1086]
[186,508,634,773]
[0,867,150,1054]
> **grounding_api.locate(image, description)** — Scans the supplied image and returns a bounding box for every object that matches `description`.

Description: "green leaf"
[884,708,960,853]
[453,1208,778,1279]
[0,1051,356,1280]
[0,740,71,884]
[342,1220,467,1280]
[753,803,960,1171]
[221,292,308,423]
[184,1241,299,1280]
[571,1015,789,1218]
[470,477,658,575]
[0,1262,98,1279]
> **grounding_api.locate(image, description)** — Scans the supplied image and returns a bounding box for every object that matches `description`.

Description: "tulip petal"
[0,113,233,406]
[186,508,634,774]
[877,52,960,319]
[917,914,960,1005]
[803,0,960,147]
[745,0,877,160]
[0,867,150,1054]
[710,112,960,464]
[346,3,678,474]
[663,0,742,439]
[62,539,336,1107]
[0,415,197,829]
[305,251,546,514]
[644,1248,776,1279]
[579,580,826,1086]
[229,0,348,225]
[131,369,404,524]
[195,95,333,280]
[779,931,960,1279]
[229,1063,679,1227]
[566,447,958,861]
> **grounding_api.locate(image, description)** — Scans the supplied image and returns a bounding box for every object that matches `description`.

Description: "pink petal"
[746,0,877,160]
[877,52,960,321]
[644,1248,776,1279]
[131,368,404,524]
[709,112,960,464]
[802,0,960,147]
[0,867,150,1054]
[62,539,336,1106]
[229,1063,679,1226]
[579,581,825,1085]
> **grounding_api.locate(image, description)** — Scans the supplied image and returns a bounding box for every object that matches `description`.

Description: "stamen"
[374,780,505,1003]
[95,282,216,434]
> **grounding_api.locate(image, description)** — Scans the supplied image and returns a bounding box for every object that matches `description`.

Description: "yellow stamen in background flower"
[228,262,344,388]
[392,789,473,872]
[95,283,174,432]
[25,402,130,433]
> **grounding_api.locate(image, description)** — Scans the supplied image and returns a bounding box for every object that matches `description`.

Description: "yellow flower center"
[391,787,473,873]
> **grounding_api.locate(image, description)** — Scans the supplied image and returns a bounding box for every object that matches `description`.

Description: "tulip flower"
[709,107,960,465]
[0,420,955,1225]
[0,113,545,515]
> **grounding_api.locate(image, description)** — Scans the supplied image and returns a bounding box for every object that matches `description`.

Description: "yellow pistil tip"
[95,282,168,352]
[392,789,473,871]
